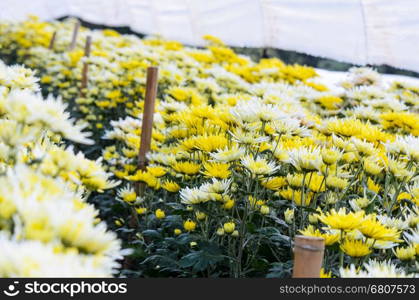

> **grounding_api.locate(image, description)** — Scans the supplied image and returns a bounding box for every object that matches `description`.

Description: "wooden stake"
[68,19,80,51]
[83,35,92,57]
[81,36,92,90]
[135,66,159,195]
[292,235,325,278]
[124,67,159,270]
[48,31,57,50]
[138,67,159,170]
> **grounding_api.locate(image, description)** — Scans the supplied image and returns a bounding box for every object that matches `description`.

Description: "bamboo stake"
[138,67,159,172]
[292,235,325,278]
[130,67,158,228]
[68,19,80,51]
[48,31,57,50]
[81,36,92,90]
[84,35,92,57]
[135,66,159,195]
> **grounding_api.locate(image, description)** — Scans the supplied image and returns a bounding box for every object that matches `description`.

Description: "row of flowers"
[0,59,124,276]
[0,16,418,277]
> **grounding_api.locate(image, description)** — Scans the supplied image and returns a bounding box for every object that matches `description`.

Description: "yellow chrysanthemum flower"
[171,161,201,175]
[260,176,287,191]
[340,238,372,257]
[394,245,416,260]
[299,225,340,246]
[161,180,181,193]
[202,162,231,179]
[359,216,401,242]
[318,208,365,231]
[315,95,343,110]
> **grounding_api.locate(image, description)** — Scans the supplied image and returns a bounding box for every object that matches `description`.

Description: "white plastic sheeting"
[0,0,418,72]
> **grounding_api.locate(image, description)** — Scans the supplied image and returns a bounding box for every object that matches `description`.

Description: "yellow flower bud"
[155,209,165,219]
[284,208,294,224]
[183,219,197,232]
[223,222,235,233]
[308,213,318,224]
[136,207,147,215]
[174,228,182,235]
[195,211,207,220]
[216,228,225,236]
[260,205,270,215]
[232,230,239,237]
[223,198,235,210]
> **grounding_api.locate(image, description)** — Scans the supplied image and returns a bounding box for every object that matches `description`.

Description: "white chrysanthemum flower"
[193,77,221,93]
[349,197,371,212]
[230,99,261,123]
[206,66,249,87]
[0,62,39,91]
[404,226,419,244]
[230,99,286,123]
[384,135,419,162]
[159,99,188,113]
[147,152,177,166]
[229,127,270,145]
[0,233,113,277]
[180,186,209,205]
[351,137,376,156]
[180,178,232,205]
[0,164,125,277]
[200,178,232,194]
[241,155,279,176]
[342,67,383,88]
[372,240,400,250]
[366,97,407,112]
[377,215,409,230]
[346,85,386,101]
[5,90,92,144]
[0,119,37,147]
[340,259,414,278]
[287,147,323,172]
[271,118,311,137]
[209,145,245,162]
[347,106,381,122]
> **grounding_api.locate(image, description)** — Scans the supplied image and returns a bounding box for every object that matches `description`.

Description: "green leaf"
[299,206,318,213]
[165,202,184,210]
[162,215,183,228]
[142,229,162,239]
[256,227,290,244]
[179,244,225,272]
[266,261,293,278]
[115,227,136,234]
[267,215,289,228]
[175,233,193,245]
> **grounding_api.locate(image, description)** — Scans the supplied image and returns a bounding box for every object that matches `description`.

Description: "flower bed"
[0,59,123,276]
[0,17,418,278]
